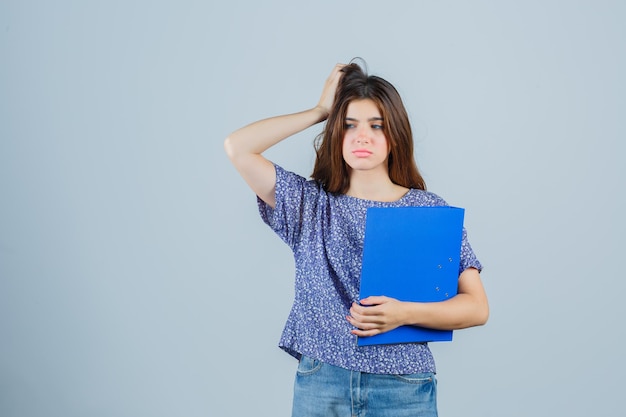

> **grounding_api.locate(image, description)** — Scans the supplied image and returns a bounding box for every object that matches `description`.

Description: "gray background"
[1,1,624,416]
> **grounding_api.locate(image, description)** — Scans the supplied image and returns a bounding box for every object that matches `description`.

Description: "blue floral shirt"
[258,164,482,374]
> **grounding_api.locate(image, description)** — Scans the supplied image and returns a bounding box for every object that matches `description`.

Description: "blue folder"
[357,206,465,346]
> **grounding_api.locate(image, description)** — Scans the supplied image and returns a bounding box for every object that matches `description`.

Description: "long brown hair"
[311,62,426,193]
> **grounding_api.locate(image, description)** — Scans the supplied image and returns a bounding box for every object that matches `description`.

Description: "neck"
[345,170,408,202]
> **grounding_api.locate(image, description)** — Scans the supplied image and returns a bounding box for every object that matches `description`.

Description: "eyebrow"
[345,117,384,122]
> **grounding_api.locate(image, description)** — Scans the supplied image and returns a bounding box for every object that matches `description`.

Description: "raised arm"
[223,64,345,208]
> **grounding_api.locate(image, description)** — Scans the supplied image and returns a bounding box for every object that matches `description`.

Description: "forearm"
[402,293,489,330]
[348,268,488,336]
[224,106,327,161]
[223,64,344,208]
[404,268,489,330]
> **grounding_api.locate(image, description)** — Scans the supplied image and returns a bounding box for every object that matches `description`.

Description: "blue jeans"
[292,355,438,417]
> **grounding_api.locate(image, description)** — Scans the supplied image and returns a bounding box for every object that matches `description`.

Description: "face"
[342,99,389,174]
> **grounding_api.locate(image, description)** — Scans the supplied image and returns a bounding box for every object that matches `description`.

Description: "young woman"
[224,62,489,417]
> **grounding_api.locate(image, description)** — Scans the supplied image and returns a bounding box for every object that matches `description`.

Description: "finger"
[329,64,346,82]
[347,316,380,331]
[350,302,379,317]
[347,312,385,327]
[352,306,385,321]
[358,296,389,307]
[351,328,381,337]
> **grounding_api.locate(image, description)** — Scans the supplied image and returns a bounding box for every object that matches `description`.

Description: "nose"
[356,128,370,144]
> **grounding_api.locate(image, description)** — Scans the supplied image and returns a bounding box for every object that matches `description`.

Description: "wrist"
[402,301,425,327]
[312,105,330,122]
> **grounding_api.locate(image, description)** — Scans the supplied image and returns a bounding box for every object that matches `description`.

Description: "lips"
[352,149,373,157]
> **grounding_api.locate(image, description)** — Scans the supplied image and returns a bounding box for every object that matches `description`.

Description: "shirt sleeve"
[257,164,315,248]
[459,228,483,274]
[423,191,483,274]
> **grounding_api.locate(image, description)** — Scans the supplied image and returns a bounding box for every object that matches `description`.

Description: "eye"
[371,124,383,130]
[344,123,356,129]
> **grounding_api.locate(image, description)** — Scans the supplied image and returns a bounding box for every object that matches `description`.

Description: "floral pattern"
[258,165,482,374]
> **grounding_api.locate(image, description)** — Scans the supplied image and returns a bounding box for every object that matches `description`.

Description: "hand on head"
[316,64,347,118]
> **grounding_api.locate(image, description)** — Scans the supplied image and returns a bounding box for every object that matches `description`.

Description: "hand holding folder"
[357,206,465,346]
